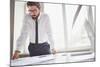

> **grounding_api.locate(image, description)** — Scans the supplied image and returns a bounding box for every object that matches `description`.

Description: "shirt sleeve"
[45,14,54,50]
[16,15,30,52]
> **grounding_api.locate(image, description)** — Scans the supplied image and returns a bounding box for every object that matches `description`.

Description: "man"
[13,2,56,59]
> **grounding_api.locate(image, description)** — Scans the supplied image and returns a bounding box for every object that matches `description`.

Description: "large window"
[13,1,95,54]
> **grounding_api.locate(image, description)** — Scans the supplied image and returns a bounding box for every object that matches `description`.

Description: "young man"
[13,2,56,59]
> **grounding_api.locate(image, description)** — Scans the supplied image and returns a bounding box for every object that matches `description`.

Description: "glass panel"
[13,2,95,53]
[65,5,95,51]
[44,3,65,52]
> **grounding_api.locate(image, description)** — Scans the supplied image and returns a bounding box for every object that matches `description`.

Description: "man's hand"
[12,50,20,60]
[51,49,56,54]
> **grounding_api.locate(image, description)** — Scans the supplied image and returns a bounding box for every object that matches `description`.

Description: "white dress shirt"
[16,13,54,52]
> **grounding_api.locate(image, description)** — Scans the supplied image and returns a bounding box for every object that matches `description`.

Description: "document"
[11,54,55,66]
[11,52,94,66]
[69,52,95,62]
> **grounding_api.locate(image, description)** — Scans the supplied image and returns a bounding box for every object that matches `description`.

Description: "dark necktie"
[35,19,38,44]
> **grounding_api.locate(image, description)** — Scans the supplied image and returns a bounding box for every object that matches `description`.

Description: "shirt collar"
[38,12,42,20]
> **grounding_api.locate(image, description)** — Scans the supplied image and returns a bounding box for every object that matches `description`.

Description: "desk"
[11,51,95,66]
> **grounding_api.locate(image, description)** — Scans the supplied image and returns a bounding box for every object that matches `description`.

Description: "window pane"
[65,5,95,51]
[44,3,65,51]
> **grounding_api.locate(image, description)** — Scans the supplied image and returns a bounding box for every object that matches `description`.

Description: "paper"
[11,52,95,66]
[11,54,55,66]
[69,52,95,62]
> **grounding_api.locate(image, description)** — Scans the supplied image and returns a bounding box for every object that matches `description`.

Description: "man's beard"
[32,13,40,20]
[32,15,38,19]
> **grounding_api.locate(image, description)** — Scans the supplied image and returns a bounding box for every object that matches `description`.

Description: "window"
[44,3,66,52]
[65,5,95,51]
[13,2,95,54]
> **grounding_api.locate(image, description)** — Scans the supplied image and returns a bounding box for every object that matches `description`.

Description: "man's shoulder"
[24,14,31,20]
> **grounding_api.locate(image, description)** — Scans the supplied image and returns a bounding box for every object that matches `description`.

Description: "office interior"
[10,0,96,66]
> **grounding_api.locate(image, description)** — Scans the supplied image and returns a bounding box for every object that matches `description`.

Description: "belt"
[30,42,48,45]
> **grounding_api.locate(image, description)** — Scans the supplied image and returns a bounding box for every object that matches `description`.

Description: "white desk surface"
[11,52,95,66]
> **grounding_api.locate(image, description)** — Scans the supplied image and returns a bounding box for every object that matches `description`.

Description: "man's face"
[28,6,40,19]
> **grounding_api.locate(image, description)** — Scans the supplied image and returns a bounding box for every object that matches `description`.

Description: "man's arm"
[12,15,29,59]
[45,15,56,54]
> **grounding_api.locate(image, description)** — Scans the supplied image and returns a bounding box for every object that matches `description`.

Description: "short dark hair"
[27,1,40,9]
